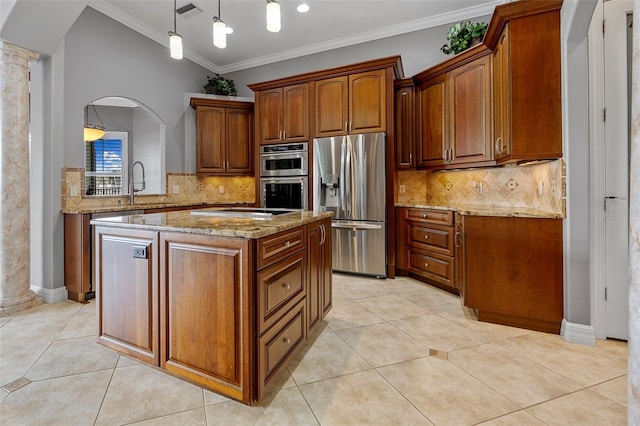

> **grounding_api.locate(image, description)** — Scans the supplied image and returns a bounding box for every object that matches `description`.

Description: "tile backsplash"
[61,167,255,212]
[397,159,566,216]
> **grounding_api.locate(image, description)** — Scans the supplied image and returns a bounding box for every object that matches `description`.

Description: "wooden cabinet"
[399,207,458,293]
[306,217,332,331]
[94,226,159,365]
[64,213,91,302]
[395,79,416,168]
[191,98,254,175]
[485,0,563,163]
[256,84,309,145]
[159,232,252,402]
[462,215,563,333]
[315,69,387,137]
[415,49,493,169]
[454,213,466,303]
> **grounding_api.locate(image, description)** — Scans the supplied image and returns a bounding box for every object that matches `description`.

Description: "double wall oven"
[259,142,309,210]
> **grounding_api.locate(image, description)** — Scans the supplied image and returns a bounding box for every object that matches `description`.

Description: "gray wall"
[226,17,490,96]
[35,6,211,292]
[133,107,163,194]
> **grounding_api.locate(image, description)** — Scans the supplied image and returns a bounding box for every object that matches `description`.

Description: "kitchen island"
[91,208,332,404]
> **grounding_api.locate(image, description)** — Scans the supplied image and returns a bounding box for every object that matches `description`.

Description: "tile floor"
[0,274,628,425]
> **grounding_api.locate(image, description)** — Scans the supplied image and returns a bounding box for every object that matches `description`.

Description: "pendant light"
[266,0,281,33]
[168,0,183,59]
[213,0,226,49]
[84,104,106,142]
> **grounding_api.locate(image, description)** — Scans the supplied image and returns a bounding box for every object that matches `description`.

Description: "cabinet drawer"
[408,248,454,288]
[407,222,453,256]
[257,250,306,333]
[257,300,306,400]
[406,208,454,226]
[257,227,305,269]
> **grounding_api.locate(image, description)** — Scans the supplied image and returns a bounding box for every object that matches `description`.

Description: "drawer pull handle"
[422,214,428,218]
[424,235,429,239]
[424,262,429,268]
[283,337,291,344]
[284,241,290,247]
[282,282,291,290]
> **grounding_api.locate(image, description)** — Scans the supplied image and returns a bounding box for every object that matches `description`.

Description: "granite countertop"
[395,203,564,219]
[61,202,249,215]
[90,209,334,239]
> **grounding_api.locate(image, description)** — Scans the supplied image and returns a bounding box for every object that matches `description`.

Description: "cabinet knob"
[284,241,290,247]
[424,262,429,268]
[283,337,291,344]
[422,214,428,218]
[282,282,291,290]
[424,235,429,239]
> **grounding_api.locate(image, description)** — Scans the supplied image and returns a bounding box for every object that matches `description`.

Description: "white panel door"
[604,0,632,340]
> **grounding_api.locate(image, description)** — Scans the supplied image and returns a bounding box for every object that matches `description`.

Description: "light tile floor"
[0,274,628,425]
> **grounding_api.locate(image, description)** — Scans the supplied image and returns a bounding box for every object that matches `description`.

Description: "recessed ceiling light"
[297,3,309,13]
[225,26,233,34]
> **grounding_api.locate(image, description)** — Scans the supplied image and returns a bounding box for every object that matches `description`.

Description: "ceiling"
[89,0,506,73]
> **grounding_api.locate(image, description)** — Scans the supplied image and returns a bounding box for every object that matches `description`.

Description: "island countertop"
[90,208,334,239]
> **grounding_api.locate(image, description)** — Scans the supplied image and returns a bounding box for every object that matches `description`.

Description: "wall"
[226,17,490,97]
[32,6,212,295]
[132,107,162,194]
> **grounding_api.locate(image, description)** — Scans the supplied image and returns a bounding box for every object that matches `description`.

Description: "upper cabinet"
[190,98,254,176]
[414,48,493,169]
[315,69,387,137]
[256,83,309,145]
[485,0,563,163]
[394,79,416,169]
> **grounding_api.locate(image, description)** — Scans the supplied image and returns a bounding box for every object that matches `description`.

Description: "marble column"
[630,2,640,422]
[0,41,42,316]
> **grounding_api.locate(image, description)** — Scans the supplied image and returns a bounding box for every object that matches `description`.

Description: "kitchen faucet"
[129,161,146,205]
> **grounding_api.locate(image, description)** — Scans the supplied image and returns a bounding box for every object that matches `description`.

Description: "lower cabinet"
[94,219,332,404]
[462,215,563,333]
[94,226,159,365]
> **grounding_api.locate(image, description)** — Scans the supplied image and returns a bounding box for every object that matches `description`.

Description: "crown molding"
[88,0,508,74]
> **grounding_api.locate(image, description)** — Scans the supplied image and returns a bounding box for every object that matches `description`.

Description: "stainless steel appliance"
[259,142,308,176]
[313,132,386,277]
[259,142,309,210]
[260,176,308,210]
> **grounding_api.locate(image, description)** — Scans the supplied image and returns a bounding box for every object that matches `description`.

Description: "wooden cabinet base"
[476,310,561,335]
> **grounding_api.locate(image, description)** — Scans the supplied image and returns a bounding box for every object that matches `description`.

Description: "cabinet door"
[95,227,159,365]
[258,88,284,144]
[315,76,348,137]
[160,233,253,403]
[493,25,511,161]
[226,108,253,174]
[320,219,333,317]
[196,106,225,173]
[449,54,492,165]
[417,75,447,167]
[395,85,415,168]
[283,84,309,142]
[349,69,386,134]
[306,221,321,331]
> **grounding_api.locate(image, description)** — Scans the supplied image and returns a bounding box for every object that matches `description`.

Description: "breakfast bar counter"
[92,209,332,404]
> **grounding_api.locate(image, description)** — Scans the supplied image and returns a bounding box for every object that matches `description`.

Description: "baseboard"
[32,286,68,304]
[561,319,596,346]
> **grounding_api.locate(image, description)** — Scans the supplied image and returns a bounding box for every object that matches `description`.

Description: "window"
[85,131,128,196]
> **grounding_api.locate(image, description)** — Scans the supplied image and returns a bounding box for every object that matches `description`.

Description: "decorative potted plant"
[441,21,488,55]
[203,73,238,96]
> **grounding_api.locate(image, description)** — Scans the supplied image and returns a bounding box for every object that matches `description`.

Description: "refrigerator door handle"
[331,222,383,230]
[345,137,353,217]
[339,139,347,216]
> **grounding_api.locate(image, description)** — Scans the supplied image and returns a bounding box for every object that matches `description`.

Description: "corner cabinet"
[255,84,309,145]
[415,47,493,169]
[190,98,254,175]
[485,0,563,163]
[315,69,387,137]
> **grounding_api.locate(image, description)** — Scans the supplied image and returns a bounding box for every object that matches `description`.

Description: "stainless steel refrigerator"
[313,132,386,277]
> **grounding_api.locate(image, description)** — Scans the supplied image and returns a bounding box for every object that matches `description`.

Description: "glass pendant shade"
[266,0,281,32]
[169,31,183,59]
[213,18,227,48]
[84,125,106,142]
